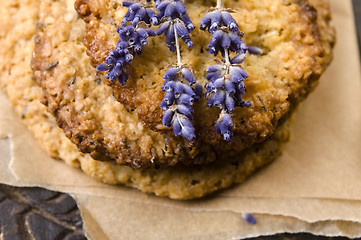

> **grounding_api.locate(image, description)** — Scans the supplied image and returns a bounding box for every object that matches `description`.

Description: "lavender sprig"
[97,24,156,84]
[157,0,201,141]
[156,0,195,52]
[161,66,202,140]
[97,1,157,85]
[201,0,262,141]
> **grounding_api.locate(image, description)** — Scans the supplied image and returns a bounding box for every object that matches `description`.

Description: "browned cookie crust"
[32,0,335,168]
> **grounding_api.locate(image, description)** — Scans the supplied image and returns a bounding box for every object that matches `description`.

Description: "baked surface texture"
[1,0,294,199]
[55,0,337,167]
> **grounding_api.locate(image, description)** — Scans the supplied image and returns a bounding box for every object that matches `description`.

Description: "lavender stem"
[216,0,222,8]
[224,48,230,65]
[174,23,182,66]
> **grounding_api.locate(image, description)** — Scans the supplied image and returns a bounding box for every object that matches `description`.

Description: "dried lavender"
[243,212,257,224]
[201,0,262,141]
[157,0,201,141]
[156,0,195,51]
[96,0,201,140]
[97,1,157,85]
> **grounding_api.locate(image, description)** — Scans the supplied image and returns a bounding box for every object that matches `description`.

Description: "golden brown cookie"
[1,0,292,199]
[53,0,337,168]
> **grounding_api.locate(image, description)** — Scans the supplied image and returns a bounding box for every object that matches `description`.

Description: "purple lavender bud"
[145,28,157,36]
[224,79,236,93]
[180,13,195,31]
[172,116,182,136]
[221,11,238,32]
[146,8,159,25]
[121,1,134,7]
[156,1,169,12]
[132,8,147,25]
[181,127,196,141]
[213,90,226,107]
[209,30,224,46]
[164,3,176,19]
[238,80,245,91]
[182,83,196,96]
[225,94,235,112]
[213,78,224,89]
[230,53,246,64]
[215,113,233,141]
[228,31,244,52]
[174,21,188,38]
[248,46,263,55]
[130,3,142,13]
[138,36,148,46]
[160,99,169,110]
[182,36,193,48]
[178,94,194,105]
[209,10,222,33]
[168,44,176,52]
[118,70,129,85]
[193,83,203,102]
[174,1,186,16]
[172,114,196,140]
[163,67,179,81]
[163,91,175,105]
[96,64,109,71]
[174,81,185,96]
[162,80,176,91]
[206,93,215,106]
[205,82,216,95]
[125,53,134,62]
[199,11,212,30]
[135,28,148,38]
[133,43,143,54]
[178,116,196,140]
[230,66,248,80]
[208,30,224,56]
[221,34,231,49]
[165,25,175,46]
[243,213,257,224]
[105,56,116,65]
[127,32,137,45]
[207,64,223,73]
[181,67,196,84]
[162,109,174,127]
[206,70,223,81]
[157,21,171,35]
[177,104,193,119]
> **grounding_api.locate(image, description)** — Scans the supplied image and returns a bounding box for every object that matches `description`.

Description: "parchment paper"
[1,0,361,239]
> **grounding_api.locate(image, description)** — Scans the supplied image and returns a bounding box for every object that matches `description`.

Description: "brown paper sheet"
[1,0,361,239]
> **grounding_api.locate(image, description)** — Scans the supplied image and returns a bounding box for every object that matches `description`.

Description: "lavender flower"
[155,0,195,51]
[161,66,199,141]
[201,1,262,141]
[155,0,195,31]
[200,9,238,33]
[243,212,257,224]
[97,25,156,85]
[156,0,201,141]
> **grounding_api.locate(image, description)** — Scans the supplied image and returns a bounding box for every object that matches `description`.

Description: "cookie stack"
[0,0,335,199]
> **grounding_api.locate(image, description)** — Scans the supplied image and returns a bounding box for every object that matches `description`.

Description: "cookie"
[49,0,337,167]
[1,0,292,199]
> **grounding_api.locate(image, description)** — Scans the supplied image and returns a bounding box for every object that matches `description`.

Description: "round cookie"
[1,0,291,199]
[64,0,336,167]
